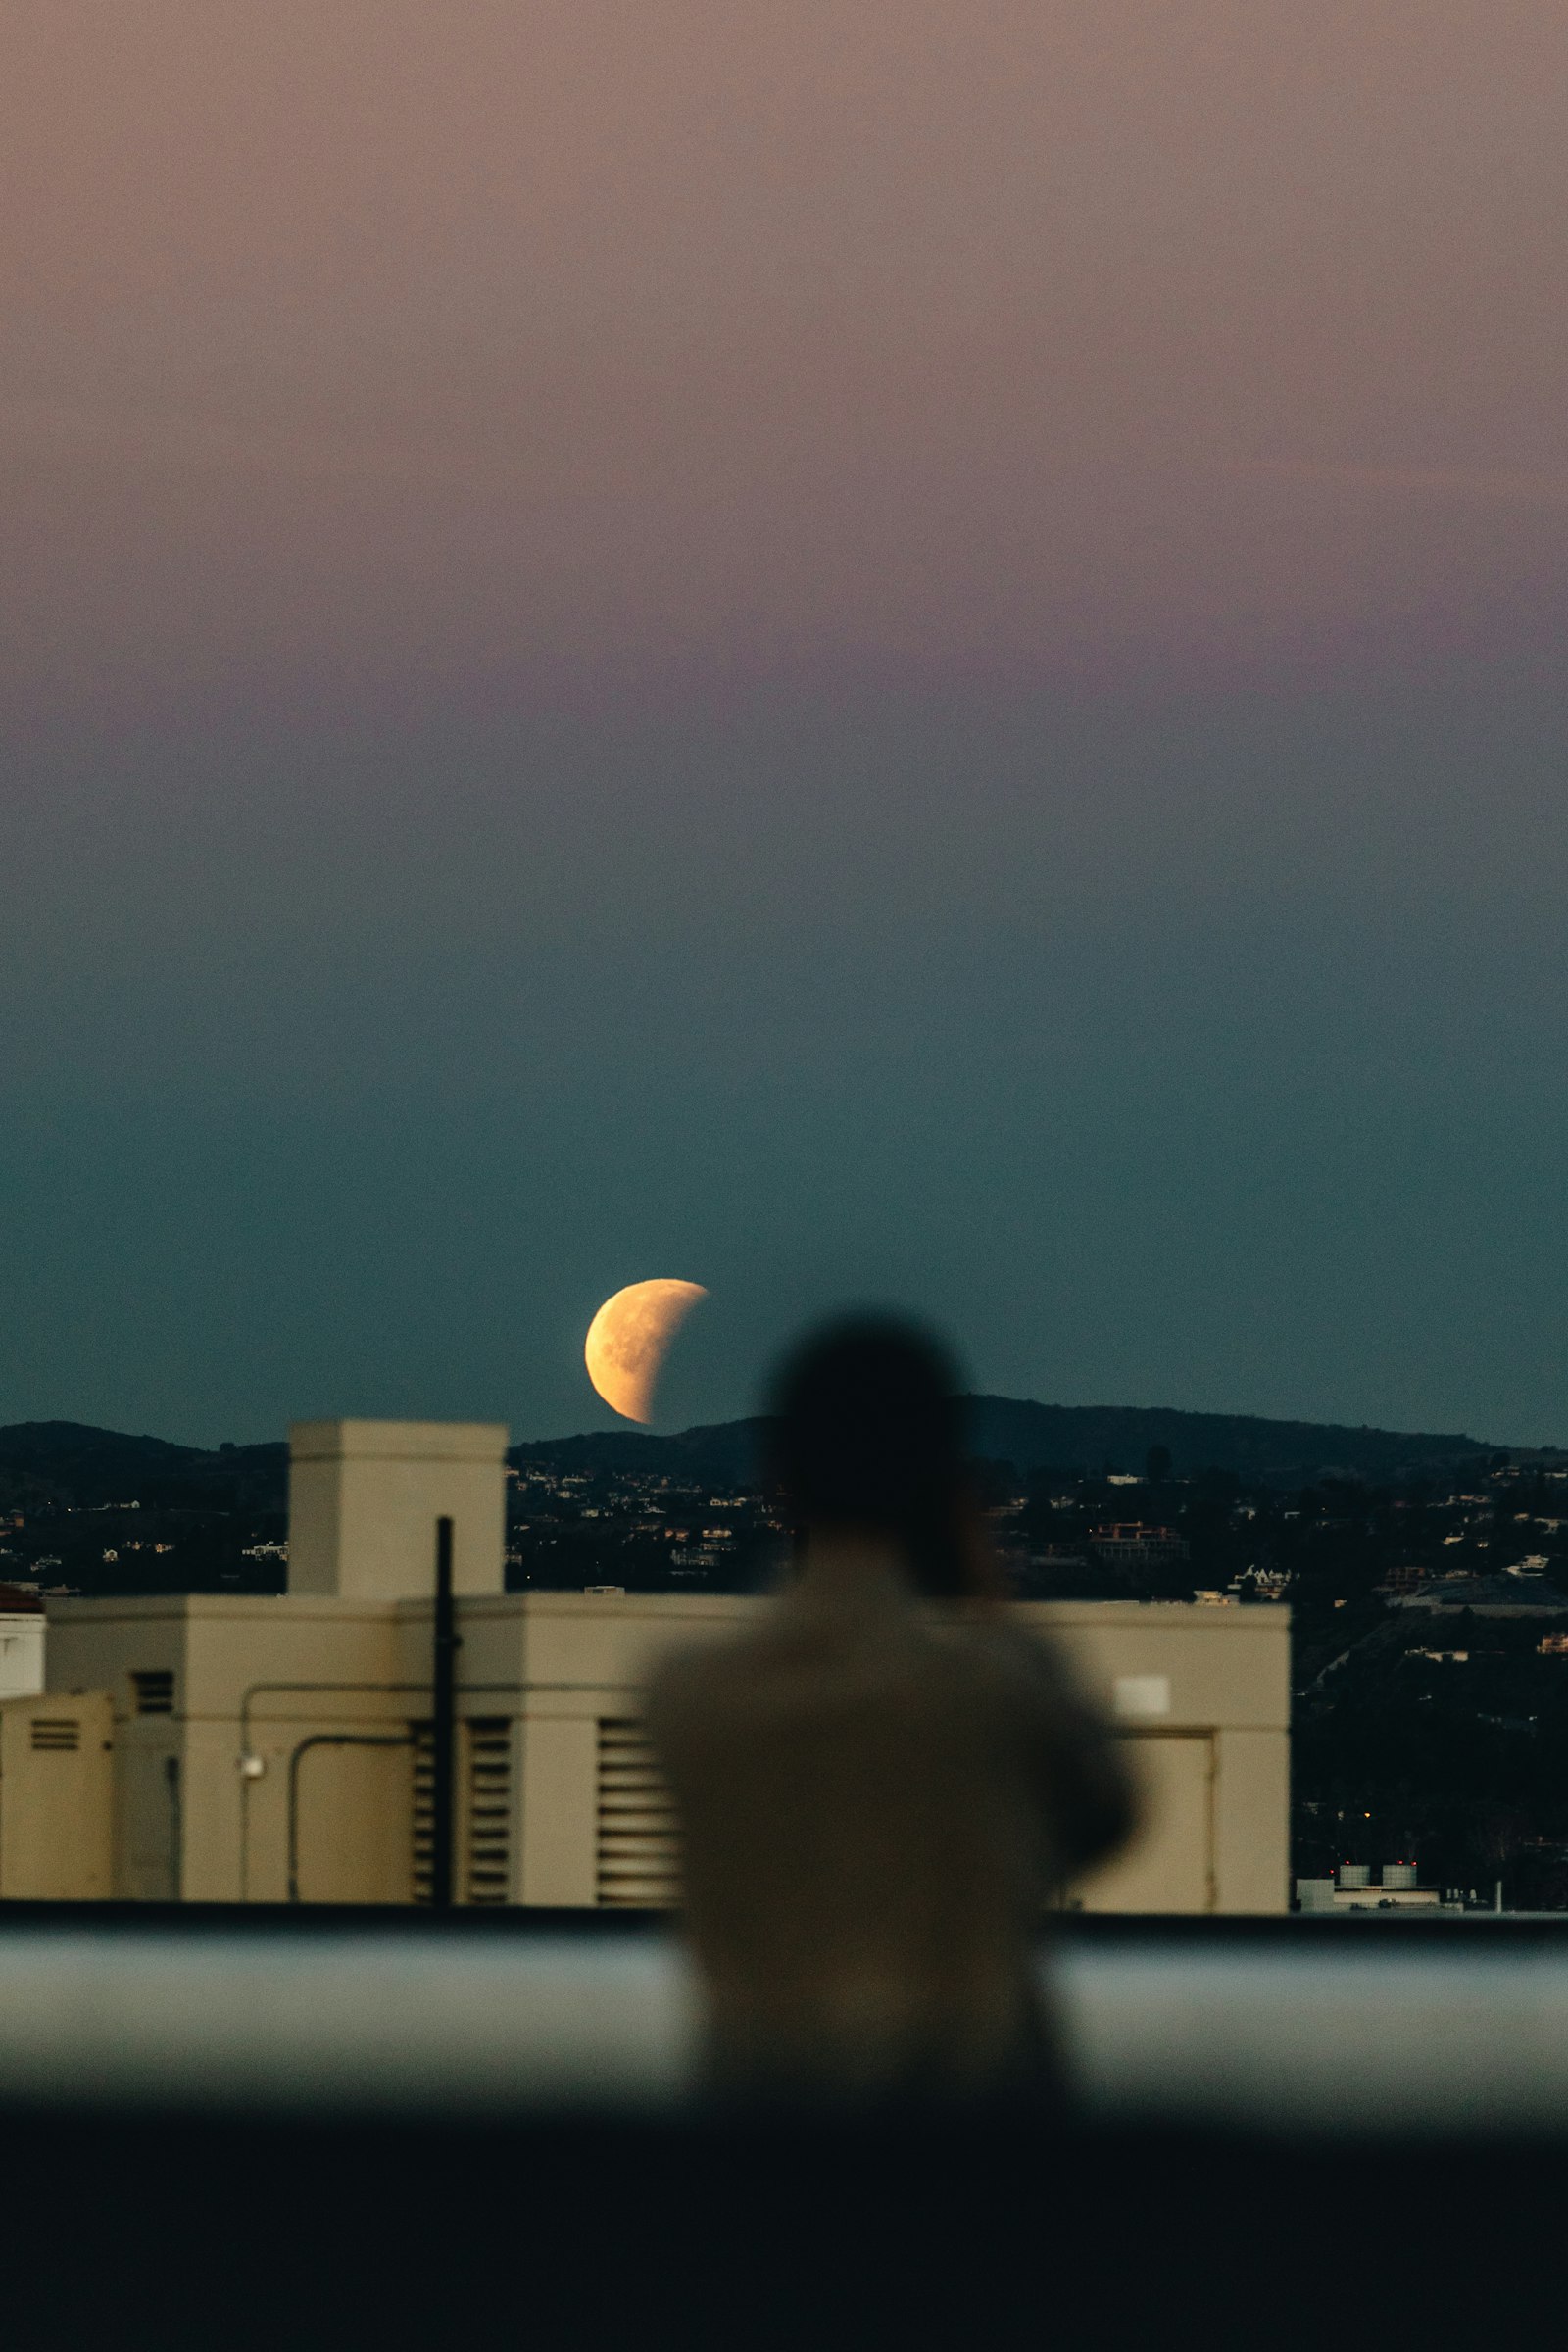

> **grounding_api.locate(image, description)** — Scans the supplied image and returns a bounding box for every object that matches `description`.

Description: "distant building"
[0,1589,44,1702]
[1297,1862,1446,1913]
[1091,1524,1190,1570]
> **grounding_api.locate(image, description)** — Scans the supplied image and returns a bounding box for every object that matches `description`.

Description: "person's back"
[647,1320,1136,2103]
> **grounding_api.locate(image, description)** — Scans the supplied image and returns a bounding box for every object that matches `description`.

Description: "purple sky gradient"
[2,3,1566,1442]
[8,1,1568,718]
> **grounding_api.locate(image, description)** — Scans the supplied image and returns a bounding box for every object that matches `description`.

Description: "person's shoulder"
[932,1609,1079,1703]
[644,1610,787,1730]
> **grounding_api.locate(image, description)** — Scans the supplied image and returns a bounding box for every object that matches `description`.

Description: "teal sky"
[2,4,1565,1445]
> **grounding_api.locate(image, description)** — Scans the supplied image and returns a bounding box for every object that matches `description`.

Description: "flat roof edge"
[288,1418,510,1464]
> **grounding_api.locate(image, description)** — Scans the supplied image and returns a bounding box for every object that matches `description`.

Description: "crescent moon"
[585,1279,708,1424]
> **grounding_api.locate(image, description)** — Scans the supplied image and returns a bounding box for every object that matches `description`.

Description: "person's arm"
[991,1623,1141,1878]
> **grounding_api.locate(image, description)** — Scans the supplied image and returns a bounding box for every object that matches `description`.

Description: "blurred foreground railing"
[3,1907,1568,2134]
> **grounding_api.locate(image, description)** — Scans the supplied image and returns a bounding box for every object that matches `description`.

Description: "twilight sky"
[3,1,1566,1446]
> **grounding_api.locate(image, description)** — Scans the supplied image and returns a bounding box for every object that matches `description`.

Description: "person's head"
[764,1316,972,1598]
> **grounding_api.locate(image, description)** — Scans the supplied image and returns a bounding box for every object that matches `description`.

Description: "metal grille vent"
[466,1719,512,1906]
[131,1670,174,1716]
[596,1719,681,1909]
[29,1717,81,1752]
[410,1720,514,1905]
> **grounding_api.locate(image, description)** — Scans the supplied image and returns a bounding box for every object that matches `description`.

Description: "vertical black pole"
[431,1515,457,1911]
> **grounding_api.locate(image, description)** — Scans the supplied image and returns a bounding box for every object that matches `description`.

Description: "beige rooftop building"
[286,1418,509,1599]
[1,1418,1291,1912]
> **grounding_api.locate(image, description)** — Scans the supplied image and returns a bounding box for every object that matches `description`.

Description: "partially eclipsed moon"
[585,1279,708,1424]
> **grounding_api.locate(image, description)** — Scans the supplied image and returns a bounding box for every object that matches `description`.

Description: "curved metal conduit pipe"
[240,1684,427,1901]
[286,1733,416,1904]
[239,1678,648,1901]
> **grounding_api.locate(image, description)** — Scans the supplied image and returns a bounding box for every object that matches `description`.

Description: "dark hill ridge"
[0,1421,287,1511]
[962,1397,1505,1485]
[0,1400,1550,1514]
[516,1398,1541,1488]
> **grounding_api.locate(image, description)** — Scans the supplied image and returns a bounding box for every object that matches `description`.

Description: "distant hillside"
[0,1397,1543,1515]
[517,1398,1529,1489]
[0,1422,286,1511]
[961,1398,1508,1486]
[512,1420,769,1483]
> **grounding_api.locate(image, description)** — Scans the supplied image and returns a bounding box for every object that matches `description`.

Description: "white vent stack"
[286,1419,509,1599]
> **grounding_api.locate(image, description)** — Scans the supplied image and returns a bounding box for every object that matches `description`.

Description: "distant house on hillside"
[1388,1574,1568,1619]
[1090,1524,1190,1570]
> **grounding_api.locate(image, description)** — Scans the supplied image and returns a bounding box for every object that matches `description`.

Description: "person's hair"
[763,1316,972,1599]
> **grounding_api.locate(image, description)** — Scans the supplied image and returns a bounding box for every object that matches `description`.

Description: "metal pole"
[430,1515,457,1910]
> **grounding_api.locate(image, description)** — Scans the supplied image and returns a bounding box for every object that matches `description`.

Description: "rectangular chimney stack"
[286,1420,509,1600]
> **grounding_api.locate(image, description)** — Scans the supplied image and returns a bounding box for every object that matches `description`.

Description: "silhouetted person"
[647,1317,1137,2105]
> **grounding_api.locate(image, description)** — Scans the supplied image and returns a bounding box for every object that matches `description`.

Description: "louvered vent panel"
[29,1717,81,1752]
[596,1718,681,1909]
[466,1718,512,1905]
[411,1721,514,1906]
[131,1670,174,1716]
